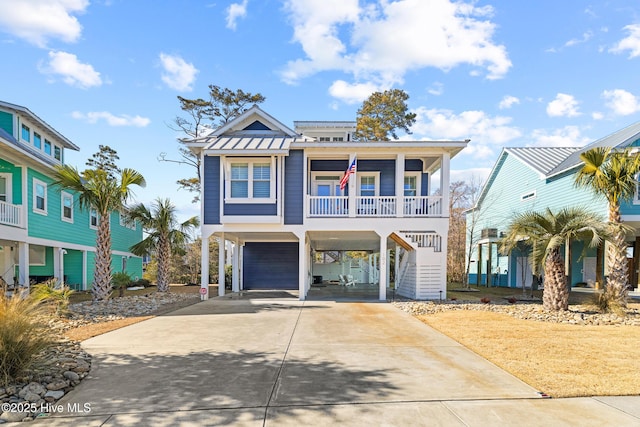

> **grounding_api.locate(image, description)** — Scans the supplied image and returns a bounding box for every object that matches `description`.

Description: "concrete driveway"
[36,294,640,426]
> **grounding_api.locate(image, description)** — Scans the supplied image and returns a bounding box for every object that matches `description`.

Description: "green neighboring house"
[0,100,143,291]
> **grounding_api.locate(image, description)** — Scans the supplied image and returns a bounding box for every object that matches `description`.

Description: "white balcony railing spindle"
[0,201,22,227]
[306,195,443,218]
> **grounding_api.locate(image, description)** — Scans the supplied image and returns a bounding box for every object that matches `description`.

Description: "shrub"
[112,272,133,298]
[591,292,626,315]
[0,293,54,386]
[31,279,74,317]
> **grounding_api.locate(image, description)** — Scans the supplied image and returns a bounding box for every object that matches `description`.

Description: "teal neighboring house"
[467,121,640,291]
[0,101,143,291]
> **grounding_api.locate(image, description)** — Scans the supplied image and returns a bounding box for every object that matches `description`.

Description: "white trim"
[357,172,380,197]
[32,178,47,215]
[0,172,11,203]
[220,215,282,224]
[223,157,276,203]
[403,172,421,197]
[89,208,98,230]
[61,191,73,223]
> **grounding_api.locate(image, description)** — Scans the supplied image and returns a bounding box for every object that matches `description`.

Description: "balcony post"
[441,152,450,217]
[395,154,405,217]
[348,154,356,217]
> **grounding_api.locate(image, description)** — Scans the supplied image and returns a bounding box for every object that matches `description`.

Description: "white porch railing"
[0,201,22,227]
[307,195,444,218]
[403,196,442,217]
[356,196,397,217]
[399,231,442,251]
[308,196,349,217]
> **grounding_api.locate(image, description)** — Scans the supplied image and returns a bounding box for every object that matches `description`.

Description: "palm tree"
[500,207,610,311]
[127,198,199,292]
[53,166,146,302]
[575,147,640,307]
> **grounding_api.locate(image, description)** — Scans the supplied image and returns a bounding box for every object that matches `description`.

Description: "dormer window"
[21,124,30,142]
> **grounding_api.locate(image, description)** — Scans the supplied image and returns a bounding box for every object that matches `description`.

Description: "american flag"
[340,157,357,190]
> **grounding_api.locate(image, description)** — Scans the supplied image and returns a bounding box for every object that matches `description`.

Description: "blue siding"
[224,203,277,215]
[203,156,220,224]
[243,242,298,289]
[311,159,348,171]
[285,150,303,224]
[358,160,395,196]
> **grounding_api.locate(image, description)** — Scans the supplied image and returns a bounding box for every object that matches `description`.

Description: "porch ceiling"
[308,230,380,251]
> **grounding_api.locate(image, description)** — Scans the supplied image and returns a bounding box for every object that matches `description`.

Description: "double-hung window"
[34,132,42,149]
[61,192,73,222]
[404,173,420,197]
[54,146,62,161]
[33,179,47,214]
[226,158,275,202]
[44,139,52,155]
[89,208,99,229]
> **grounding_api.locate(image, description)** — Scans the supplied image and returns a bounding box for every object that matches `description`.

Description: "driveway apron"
[34,296,640,426]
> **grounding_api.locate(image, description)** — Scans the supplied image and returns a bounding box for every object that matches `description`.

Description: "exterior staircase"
[391,231,446,300]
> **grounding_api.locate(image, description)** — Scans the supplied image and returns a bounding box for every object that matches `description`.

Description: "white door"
[582,257,597,286]
[516,257,533,288]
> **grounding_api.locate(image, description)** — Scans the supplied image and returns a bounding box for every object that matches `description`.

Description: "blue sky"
[1,0,640,221]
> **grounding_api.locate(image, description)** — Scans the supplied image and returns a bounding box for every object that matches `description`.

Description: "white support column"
[56,248,67,284]
[232,238,240,292]
[218,233,225,297]
[200,235,210,300]
[348,154,357,218]
[298,232,307,300]
[18,242,29,288]
[53,247,61,281]
[239,244,244,290]
[395,153,405,217]
[379,236,387,301]
[441,152,450,217]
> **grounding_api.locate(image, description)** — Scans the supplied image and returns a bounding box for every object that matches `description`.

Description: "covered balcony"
[307,195,443,218]
[0,200,23,228]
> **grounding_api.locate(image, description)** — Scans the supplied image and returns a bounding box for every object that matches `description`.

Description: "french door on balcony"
[311,175,346,216]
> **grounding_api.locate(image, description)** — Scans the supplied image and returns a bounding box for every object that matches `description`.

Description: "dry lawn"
[418,310,640,398]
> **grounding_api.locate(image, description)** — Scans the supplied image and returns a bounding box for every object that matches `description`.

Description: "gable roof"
[506,147,580,176]
[0,100,80,151]
[183,105,315,155]
[547,121,640,177]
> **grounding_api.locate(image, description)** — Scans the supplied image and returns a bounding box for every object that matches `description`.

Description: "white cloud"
[610,24,640,58]
[328,80,380,104]
[546,93,581,117]
[281,0,511,90]
[602,89,640,115]
[71,111,150,127]
[529,126,589,147]
[226,0,248,30]
[0,0,88,47]
[498,95,519,109]
[39,51,102,89]
[564,31,593,47]
[427,82,444,96]
[592,111,604,120]
[412,107,521,160]
[159,53,198,91]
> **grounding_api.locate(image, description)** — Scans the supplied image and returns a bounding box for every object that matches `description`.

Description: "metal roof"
[506,147,581,176]
[203,135,309,154]
[547,121,640,177]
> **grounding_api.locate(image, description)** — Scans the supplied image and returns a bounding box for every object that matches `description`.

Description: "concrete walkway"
[35,295,640,426]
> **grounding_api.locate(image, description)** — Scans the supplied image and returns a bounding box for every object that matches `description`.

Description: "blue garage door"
[243,242,299,289]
